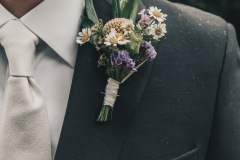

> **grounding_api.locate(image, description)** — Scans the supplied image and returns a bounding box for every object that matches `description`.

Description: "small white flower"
[145,26,153,35]
[150,23,167,40]
[138,9,146,15]
[136,24,142,30]
[148,6,167,22]
[121,19,135,34]
[76,28,91,45]
[104,28,130,46]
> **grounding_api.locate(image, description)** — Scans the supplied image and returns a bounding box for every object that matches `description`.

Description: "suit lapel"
[55,1,152,160]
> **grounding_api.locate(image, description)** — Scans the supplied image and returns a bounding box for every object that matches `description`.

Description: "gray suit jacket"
[55,0,240,159]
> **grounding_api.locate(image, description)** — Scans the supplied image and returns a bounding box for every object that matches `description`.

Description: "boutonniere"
[76,0,167,122]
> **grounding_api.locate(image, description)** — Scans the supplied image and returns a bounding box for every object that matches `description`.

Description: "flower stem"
[97,105,113,122]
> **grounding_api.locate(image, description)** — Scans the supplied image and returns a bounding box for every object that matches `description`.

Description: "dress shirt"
[0,0,85,158]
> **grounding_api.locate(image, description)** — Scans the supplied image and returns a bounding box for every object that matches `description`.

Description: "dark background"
[170,0,240,43]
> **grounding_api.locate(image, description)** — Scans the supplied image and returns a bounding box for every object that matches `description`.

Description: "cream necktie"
[0,20,51,160]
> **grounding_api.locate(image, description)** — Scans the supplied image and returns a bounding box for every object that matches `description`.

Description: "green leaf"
[121,0,135,18]
[126,32,143,54]
[85,0,99,23]
[120,0,127,10]
[129,0,140,21]
[112,0,121,18]
[81,16,95,28]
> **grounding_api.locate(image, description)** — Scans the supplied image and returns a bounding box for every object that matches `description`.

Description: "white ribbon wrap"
[103,60,147,108]
[103,78,120,107]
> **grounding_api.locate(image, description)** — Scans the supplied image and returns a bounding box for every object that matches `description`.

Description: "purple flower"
[114,57,123,65]
[118,51,130,62]
[126,59,136,71]
[140,41,157,60]
[110,50,136,71]
[141,41,152,49]
[138,14,151,28]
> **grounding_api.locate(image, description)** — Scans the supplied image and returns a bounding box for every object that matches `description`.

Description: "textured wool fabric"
[0,20,51,160]
[55,0,240,160]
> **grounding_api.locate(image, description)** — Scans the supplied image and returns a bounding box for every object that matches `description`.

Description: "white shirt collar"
[0,0,85,67]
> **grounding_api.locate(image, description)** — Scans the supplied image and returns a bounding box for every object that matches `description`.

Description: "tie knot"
[0,20,39,77]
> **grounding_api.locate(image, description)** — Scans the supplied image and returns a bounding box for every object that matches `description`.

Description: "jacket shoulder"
[142,0,228,27]
[141,0,228,45]
[141,0,229,70]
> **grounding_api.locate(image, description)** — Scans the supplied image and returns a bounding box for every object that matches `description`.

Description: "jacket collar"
[0,1,85,67]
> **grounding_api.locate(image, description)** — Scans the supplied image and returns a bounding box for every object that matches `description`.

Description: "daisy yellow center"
[153,11,161,17]
[115,33,125,41]
[110,38,118,44]
[82,34,89,42]
[155,28,162,35]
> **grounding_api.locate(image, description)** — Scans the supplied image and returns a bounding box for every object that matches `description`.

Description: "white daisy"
[150,23,167,40]
[104,28,130,46]
[148,6,167,22]
[145,26,153,35]
[76,28,91,45]
[121,19,135,34]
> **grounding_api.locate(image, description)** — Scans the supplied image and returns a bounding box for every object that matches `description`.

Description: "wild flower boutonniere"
[76,0,167,122]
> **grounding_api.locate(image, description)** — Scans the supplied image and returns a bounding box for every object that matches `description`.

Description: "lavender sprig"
[110,50,137,72]
[140,41,157,60]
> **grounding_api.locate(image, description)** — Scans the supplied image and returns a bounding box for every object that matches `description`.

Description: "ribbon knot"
[0,20,39,77]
